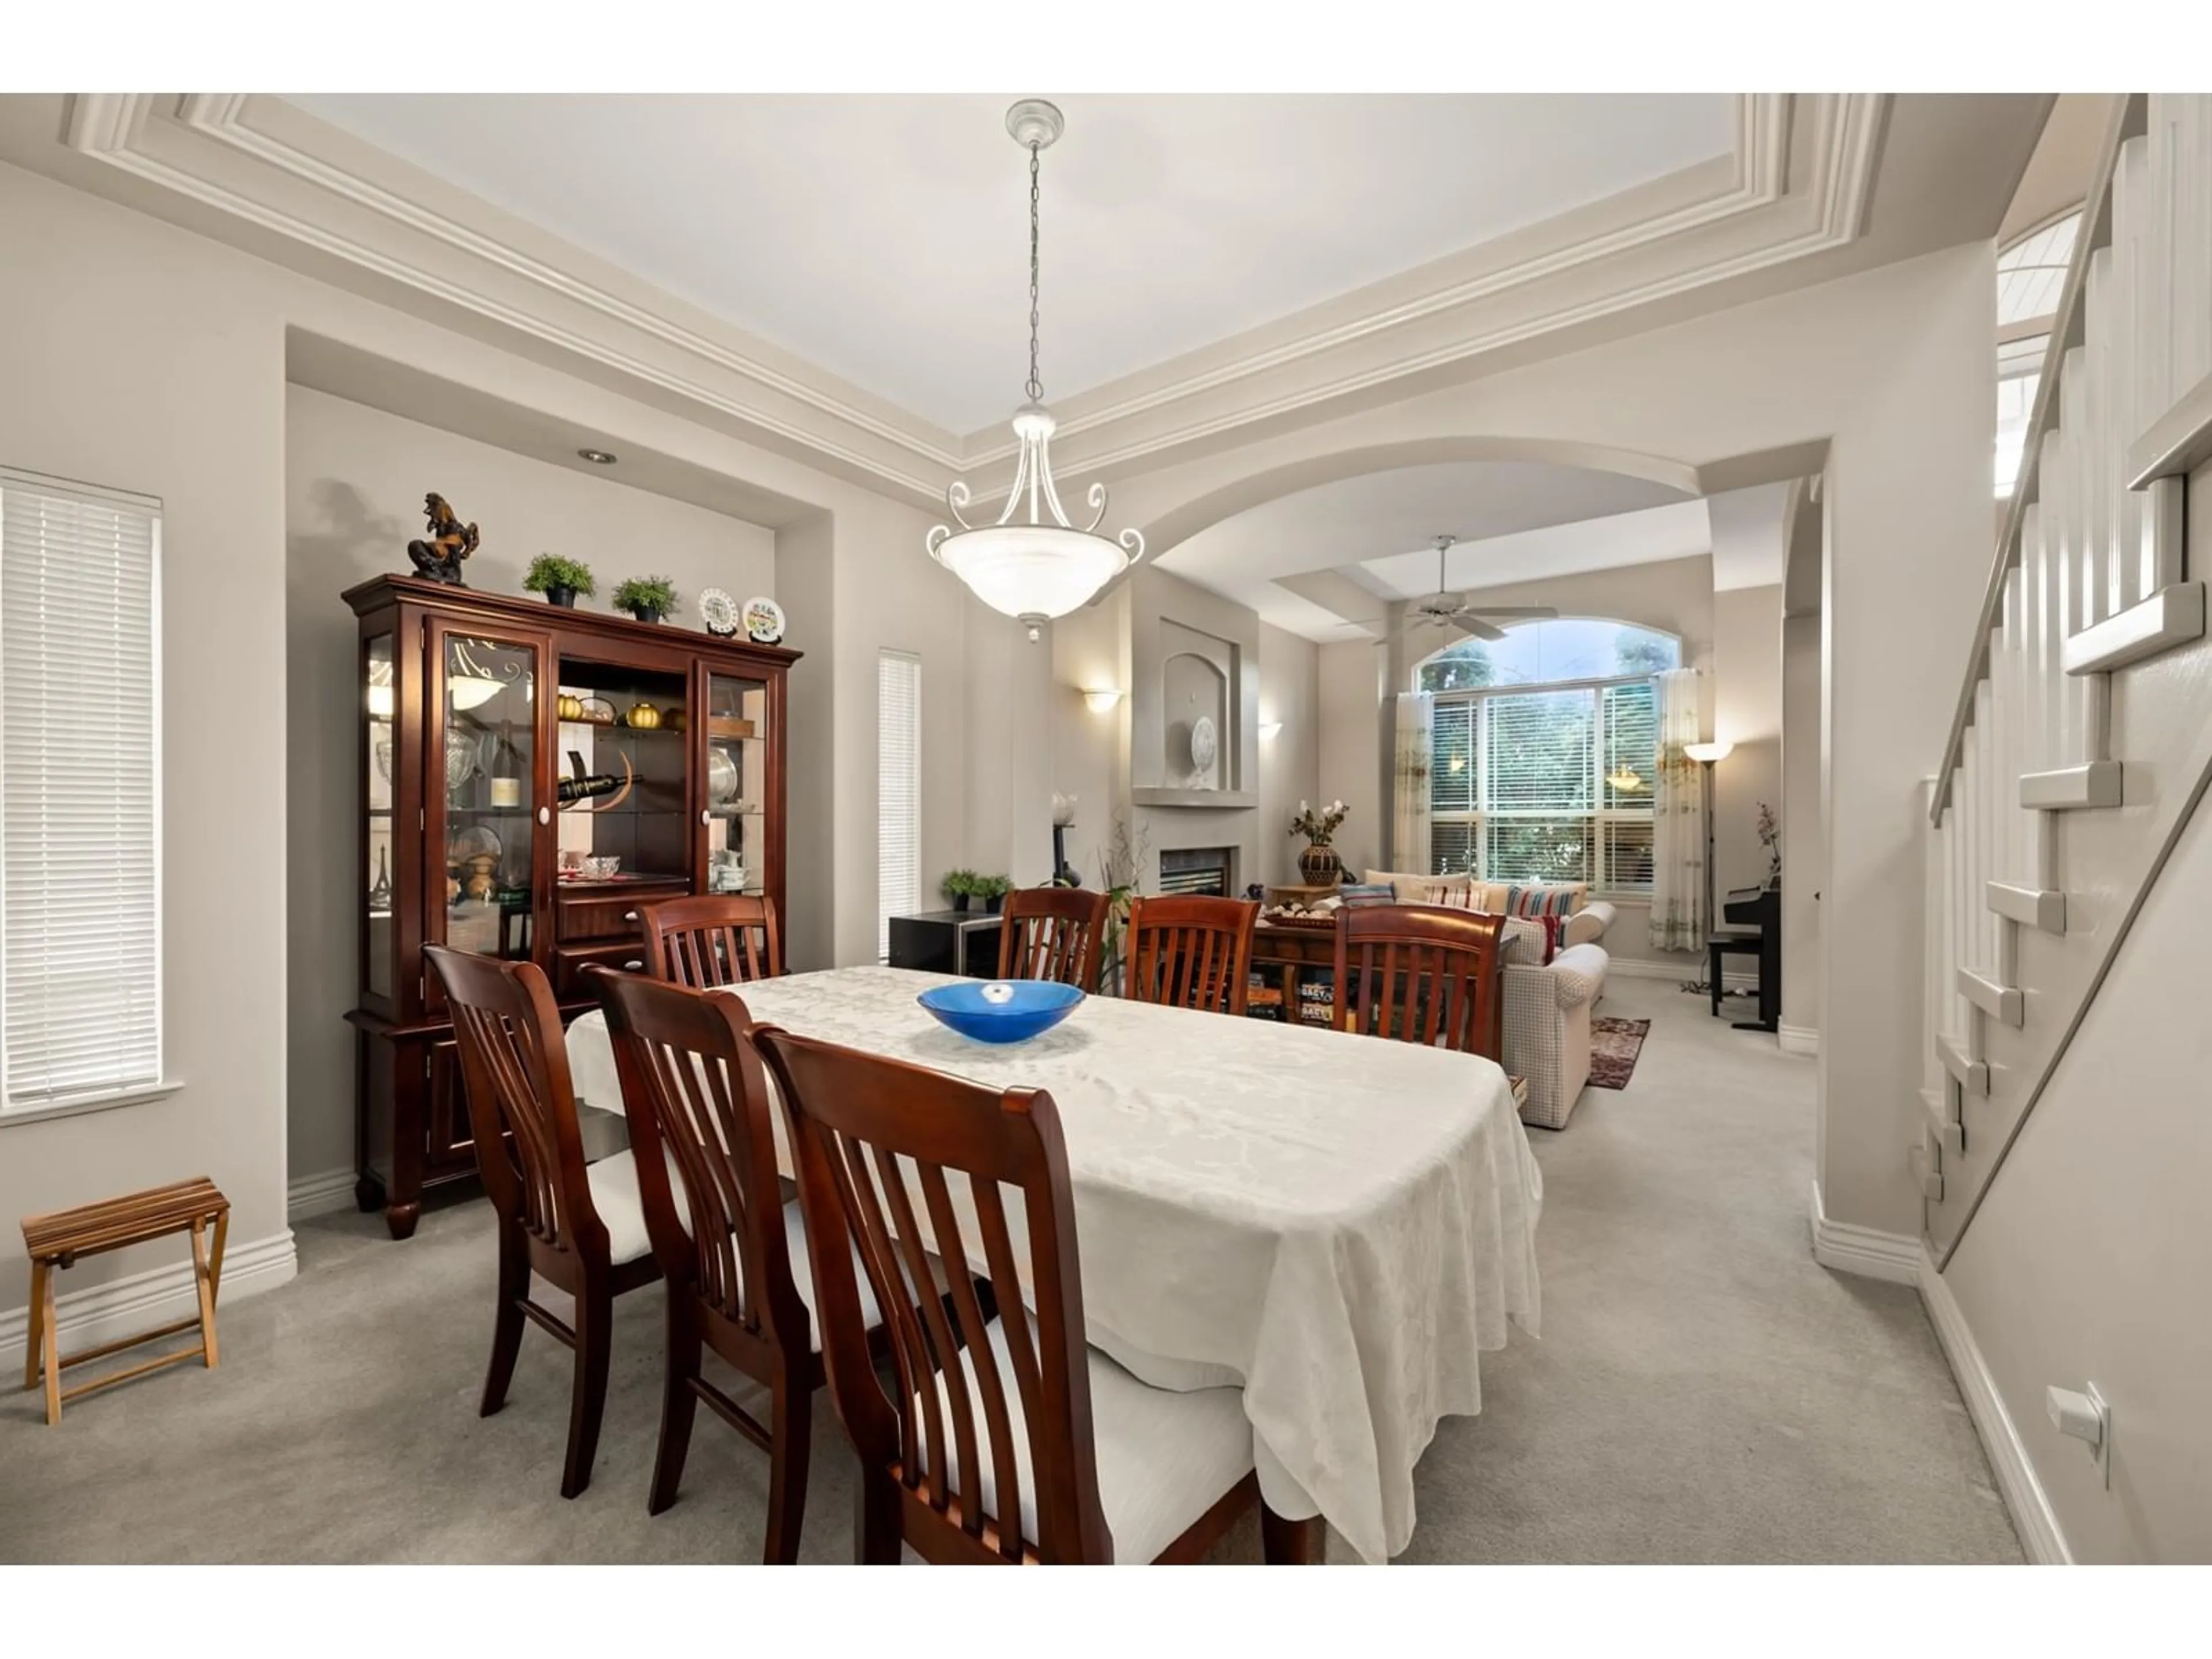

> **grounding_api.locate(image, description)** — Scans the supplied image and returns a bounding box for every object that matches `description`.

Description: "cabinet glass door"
[364,632,397,1002]
[427,623,547,978]
[700,669,768,897]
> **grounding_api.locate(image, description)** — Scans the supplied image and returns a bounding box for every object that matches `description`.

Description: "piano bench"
[1706,932,1764,1018]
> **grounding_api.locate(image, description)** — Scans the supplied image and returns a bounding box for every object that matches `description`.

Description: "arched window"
[1416,618,1682,893]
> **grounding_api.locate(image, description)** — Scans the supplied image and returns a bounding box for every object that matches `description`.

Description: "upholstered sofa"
[1359,870,1611,1129]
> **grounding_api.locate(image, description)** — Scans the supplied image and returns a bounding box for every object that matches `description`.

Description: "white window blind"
[1427,672,1663,895]
[877,651,922,961]
[1,469,162,1112]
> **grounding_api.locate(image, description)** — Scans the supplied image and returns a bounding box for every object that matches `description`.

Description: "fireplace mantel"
[1132,785,1256,809]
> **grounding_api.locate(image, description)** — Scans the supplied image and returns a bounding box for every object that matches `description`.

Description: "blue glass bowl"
[916,979,1085,1044]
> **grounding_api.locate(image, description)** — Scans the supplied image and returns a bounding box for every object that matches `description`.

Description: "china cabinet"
[343,574,798,1238]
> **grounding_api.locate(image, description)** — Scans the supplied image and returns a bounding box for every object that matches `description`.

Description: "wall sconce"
[1259,721,1283,740]
[1083,689,1123,714]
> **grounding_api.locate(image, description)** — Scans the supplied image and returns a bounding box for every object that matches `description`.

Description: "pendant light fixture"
[927,99,1145,642]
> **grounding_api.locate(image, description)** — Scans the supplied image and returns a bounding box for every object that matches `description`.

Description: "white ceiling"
[287,93,1737,434]
[1156,460,1700,637]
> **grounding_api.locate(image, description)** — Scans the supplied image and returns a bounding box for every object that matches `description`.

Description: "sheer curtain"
[1391,692,1434,872]
[1648,667,1705,952]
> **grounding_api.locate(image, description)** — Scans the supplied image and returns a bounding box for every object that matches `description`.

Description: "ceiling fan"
[1349,535,1558,641]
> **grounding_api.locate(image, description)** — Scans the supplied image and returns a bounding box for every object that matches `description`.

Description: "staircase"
[1922,93,2212,1267]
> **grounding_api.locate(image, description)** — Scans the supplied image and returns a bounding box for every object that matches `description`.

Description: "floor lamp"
[1683,740,1733,964]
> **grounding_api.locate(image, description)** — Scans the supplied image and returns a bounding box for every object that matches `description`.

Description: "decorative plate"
[707,747,740,804]
[742,595,785,644]
[1189,714,1218,773]
[700,588,740,638]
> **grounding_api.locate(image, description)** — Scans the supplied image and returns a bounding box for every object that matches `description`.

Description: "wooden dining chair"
[751,1025,1309,1565]
[425,946,661,1501]
[1124,895,1260,1016]
[1331,903,1508,1060]
[638,893,782,987]
[996,886,1109,993]
[589,967,830,1560]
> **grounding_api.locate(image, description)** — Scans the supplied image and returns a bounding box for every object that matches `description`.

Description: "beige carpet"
[0,976,2021,1563]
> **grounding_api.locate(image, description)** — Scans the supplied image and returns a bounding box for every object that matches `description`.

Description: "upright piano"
[1719,884,1781,1033]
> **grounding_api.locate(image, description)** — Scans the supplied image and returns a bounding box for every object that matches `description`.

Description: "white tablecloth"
[565,965,1541,1563]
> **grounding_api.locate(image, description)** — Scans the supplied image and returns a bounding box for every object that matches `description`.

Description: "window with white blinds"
[1,469,163,1113]
[1426,668,1664,894]
[877,650,922,961]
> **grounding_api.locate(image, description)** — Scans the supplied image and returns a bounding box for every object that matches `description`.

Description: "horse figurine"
[406,493,479,585]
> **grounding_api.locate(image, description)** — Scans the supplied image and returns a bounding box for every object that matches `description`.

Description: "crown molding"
[58,93,1885,503]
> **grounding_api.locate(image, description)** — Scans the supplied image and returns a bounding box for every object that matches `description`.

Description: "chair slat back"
[426,946,600,1258]
[590,969,805,1350]
[749,1027,1109,1564]
[996,887,1109,993]
[1331,903,1507,1059]
[1124,895,1259,1016]
[639,894,782,988]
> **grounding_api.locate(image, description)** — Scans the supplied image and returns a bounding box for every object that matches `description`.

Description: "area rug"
[1588,1016,1652,1090]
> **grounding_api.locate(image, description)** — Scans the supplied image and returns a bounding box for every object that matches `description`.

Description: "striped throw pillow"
[1338,882,1396,908]
[1506,883,1583,920]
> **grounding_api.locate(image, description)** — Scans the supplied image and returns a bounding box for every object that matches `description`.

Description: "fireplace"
[1158,846,1235,898]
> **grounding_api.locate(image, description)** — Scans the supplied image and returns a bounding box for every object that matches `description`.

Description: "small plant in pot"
[612,575,680,624]
[974,874,1013,915]
[942,868,980,912]
[521,553,596,608]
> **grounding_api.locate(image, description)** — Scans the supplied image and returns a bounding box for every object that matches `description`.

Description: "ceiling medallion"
[926,99,1145,643]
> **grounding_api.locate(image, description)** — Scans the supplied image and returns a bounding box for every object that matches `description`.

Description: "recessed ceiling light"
[577,448,618,465]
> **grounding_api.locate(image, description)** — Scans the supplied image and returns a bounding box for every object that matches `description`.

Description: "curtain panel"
[1648,667,1705,952]
[1391,692,1434,872]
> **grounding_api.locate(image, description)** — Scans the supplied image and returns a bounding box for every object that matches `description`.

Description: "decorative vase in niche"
[1298,842,1343,887]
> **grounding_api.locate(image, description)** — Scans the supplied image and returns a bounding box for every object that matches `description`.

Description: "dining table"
[563,964,1543,1565]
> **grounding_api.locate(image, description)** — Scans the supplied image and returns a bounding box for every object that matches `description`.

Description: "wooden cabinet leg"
[384,1200,421,1241]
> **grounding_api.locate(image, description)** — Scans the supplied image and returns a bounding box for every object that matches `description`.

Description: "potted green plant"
[521,553,596,608]
[941,868,979,912]
[611,575,680,624]
[975,873,1014,915]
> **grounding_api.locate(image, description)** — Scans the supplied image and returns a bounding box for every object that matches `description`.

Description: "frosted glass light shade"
[934,525,1131,627]
[1684,740,1734,764]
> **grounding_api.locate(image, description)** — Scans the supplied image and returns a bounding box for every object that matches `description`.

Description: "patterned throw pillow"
[1498,916,1550,965]
[1338,882,1395,908]
[1506,883,1583,919]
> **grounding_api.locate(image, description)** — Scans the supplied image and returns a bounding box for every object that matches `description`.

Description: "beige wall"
[1780,609,1823,1041]
[1257,623,1321,888]
[1713,585,1783,899]
[1107,243,1997,1238]
[283,385,778,1187]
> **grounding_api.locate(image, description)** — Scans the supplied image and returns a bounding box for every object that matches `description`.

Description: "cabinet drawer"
[554,941,653,1000]
[556,882,686,943]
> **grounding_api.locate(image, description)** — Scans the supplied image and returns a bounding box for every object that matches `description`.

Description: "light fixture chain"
[1027,141,1043,403]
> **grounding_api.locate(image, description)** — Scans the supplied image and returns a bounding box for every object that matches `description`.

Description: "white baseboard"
[1808,1179,1921,1285]
[0,1229,296,1372]
[1778,1022,1820,1056]
[1805,1181,2070,1562]
[288,1166,359,1221]
[1919,1245,2071,1563]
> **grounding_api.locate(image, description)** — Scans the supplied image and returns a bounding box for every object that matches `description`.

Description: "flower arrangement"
[1756,801,1781,887]
[1290,798,1349,846]
[521,554,596,605]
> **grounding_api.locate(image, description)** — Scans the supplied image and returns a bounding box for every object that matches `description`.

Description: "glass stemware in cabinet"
[365,633,396,998]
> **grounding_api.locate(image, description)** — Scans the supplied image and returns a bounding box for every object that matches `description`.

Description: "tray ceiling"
[288,93,1738,434]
